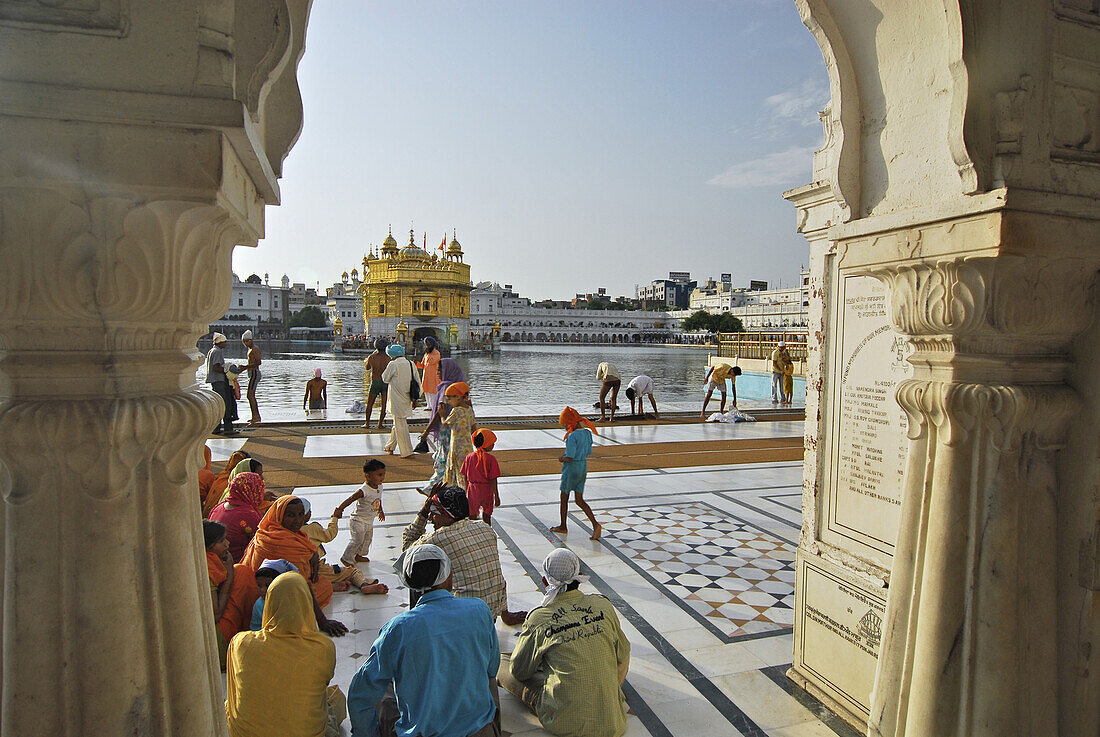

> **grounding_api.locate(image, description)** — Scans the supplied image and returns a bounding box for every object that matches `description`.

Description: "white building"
[326,269,366,335]
[471,283,681,343]
[224,273,288,323]
[690,271,811,330]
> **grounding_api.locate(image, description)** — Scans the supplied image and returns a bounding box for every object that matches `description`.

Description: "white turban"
[541,548,586,607]
[396,544,452,592]
[212,332,227,344]
[242,329,254,340]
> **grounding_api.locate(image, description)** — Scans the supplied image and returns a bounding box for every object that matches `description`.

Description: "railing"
[717,330,808,361]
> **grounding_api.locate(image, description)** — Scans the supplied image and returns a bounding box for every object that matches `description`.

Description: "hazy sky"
[233,1,828,301]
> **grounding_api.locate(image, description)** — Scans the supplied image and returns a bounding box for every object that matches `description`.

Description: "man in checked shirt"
[402,486,528,626]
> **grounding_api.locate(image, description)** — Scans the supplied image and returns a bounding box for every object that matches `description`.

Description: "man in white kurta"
[381,344,422,458]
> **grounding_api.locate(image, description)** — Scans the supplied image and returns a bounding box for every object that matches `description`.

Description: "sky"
[233,1,829,301]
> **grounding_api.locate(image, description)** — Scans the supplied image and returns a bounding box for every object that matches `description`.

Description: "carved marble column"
[862,232,1100,737]
[0,2,312,734]
[0,189,246,735]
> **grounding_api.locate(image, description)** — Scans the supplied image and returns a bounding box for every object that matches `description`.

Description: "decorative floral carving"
[865,255,1098,346]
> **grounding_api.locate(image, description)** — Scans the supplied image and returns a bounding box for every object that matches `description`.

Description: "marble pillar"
[792,1,1100,734]
[860,211,1100,737]
[0,2,311,734]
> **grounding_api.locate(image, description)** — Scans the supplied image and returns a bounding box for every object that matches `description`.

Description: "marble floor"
[230,414,857,737]
[237,396,803,425]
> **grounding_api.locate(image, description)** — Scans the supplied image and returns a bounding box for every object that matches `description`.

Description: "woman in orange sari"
[242,495,348,637]
[198,445,217,506]
[203,450,250,517]
[204,520,259,669]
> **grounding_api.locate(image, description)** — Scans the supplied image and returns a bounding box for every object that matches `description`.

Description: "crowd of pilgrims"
[197,337,629,737]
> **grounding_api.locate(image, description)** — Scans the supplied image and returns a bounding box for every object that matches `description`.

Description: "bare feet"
[501,610,528,626]
[549,525,568,534]
[590,523,603,540]
[376,422,385,430]
[332,581,350,592]
[339,558,356,568]
[354,555,370,563]
[386,448,396,455]
[359,582,389,595]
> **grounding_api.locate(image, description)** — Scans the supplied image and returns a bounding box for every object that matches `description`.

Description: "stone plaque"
[824,275,912,561]
[794,557,886,719]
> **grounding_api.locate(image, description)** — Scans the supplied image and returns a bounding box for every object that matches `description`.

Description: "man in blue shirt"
[348,544,501,737]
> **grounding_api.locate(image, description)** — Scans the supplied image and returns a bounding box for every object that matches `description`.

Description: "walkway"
[214,411,858,737]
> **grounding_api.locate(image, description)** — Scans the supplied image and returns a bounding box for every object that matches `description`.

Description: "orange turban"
[559,406,599,439]
[471,428,498,478]
[444,381,470,397]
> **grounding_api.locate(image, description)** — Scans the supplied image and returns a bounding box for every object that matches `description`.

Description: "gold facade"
[357,229,473,339]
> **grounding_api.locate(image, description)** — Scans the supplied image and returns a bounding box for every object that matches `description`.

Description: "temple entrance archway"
[2,4,1099,737]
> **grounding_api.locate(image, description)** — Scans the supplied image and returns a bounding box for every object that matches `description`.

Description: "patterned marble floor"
[220,419,856,737]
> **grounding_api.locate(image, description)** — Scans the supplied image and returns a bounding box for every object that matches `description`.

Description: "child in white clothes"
[335,458,386,566]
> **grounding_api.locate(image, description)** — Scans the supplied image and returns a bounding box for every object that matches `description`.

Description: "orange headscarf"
[471,428,498,479]
[444,381,470,397]
[204,451,249,517]
[206,550,228,587]
[559,406,599,440]
[241,495,331,608]
[198,445,216,504]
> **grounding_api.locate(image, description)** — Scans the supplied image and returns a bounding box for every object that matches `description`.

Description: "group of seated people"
[200,447,632,737]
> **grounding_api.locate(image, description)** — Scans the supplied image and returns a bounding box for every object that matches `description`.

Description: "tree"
[681,310,713,332]
[288,305,328,328]
[712,313,744,333]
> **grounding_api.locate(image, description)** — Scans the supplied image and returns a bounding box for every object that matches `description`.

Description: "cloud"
[707,145,818,188]
[763,78,827,126]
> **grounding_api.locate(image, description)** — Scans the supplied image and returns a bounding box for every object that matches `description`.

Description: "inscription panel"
[795,557,885,719]
[823,275,911,563]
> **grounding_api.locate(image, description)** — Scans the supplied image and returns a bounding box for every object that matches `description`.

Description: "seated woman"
[203,520,259,670]
[241,495,348,637]
[299,498,388,596]
[203,450,250,517]
[198,445,217,506]
[209,472,266,561]
[226,573,347,737]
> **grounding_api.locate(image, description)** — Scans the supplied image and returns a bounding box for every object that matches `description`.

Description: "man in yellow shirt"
[771,342,792,403]
[499,549,630,737]
[701,362,742,418]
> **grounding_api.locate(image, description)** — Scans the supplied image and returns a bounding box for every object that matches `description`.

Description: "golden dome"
[400,229,429,259]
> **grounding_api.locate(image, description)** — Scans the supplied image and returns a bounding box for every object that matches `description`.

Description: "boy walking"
[551,407,603,540]
[335,459,386,566]
[461,429,501,525]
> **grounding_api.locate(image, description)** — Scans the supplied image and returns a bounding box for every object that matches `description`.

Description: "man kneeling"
[348,544,501,737]
[499,549,631,737]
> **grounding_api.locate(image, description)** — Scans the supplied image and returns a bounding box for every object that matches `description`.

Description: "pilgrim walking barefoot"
[553,407,603,537]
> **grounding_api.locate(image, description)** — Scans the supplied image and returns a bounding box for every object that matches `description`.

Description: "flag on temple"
[439,234,447,252]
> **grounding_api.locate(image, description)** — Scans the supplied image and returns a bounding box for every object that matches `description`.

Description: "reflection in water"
[196,342,804,414]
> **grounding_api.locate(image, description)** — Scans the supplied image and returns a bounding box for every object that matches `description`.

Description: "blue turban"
[386,344,405,358]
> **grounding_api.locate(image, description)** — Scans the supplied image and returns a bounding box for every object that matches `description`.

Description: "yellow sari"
[226,573,343,737]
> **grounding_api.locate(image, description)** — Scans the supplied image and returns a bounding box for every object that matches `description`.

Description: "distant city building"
[690,270,810,329]
[327,269,366,335]
[211,272,290,338]
[357,228,472,347]
[471,283,681,344]
[635,271,697,309]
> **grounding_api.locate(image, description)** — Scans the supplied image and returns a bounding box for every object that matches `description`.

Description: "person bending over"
[595,361,621,422]
[624,375,659,419]
[348,545,501,737]
[500,548,631,737]
[701,363,741,418]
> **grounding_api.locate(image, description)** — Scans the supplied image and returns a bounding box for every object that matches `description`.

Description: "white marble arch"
[1,3,1099,737]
